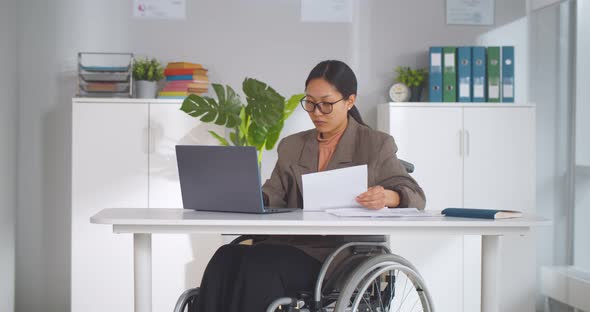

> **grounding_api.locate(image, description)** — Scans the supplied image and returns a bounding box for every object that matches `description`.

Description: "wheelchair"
[174,160,433,312]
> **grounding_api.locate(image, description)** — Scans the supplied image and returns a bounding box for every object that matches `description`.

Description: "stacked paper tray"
[79,70,130,82]
[79,81,130,93]
[77,52,133,98]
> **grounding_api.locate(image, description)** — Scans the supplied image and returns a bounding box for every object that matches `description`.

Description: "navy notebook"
[441,208,523,219]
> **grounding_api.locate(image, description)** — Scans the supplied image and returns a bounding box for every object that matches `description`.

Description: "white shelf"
[382,102,536,108]
[73,97,184,104]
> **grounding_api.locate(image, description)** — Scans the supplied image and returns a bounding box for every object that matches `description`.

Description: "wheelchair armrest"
[174,287,200,312]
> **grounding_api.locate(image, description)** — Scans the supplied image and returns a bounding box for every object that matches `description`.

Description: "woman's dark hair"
[305,60,367,126]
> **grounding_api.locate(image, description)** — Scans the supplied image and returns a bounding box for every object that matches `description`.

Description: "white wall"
[576,0,590,168]
[574,0,590,272]
[530,4,565,310]
[0,0,18,311]
[475,17,537,312]
[529,1,579,310]
[15,0,526,311]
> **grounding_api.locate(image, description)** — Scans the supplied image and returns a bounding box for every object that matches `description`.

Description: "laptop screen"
[176,145,265,213]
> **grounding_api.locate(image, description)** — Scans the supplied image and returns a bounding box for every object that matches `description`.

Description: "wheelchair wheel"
[333,254,433,312]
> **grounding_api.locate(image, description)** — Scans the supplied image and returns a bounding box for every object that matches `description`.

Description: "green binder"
[443,47,457,102]
[487,47,501,102]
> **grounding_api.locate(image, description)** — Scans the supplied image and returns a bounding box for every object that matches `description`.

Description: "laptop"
[176,145,298,214]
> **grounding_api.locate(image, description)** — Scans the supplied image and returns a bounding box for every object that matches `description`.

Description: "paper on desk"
[325,208,442,217]
[302,165,367,211]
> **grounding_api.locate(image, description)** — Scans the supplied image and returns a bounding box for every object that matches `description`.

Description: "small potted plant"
[132,57,164,98]
[395,66,428,102]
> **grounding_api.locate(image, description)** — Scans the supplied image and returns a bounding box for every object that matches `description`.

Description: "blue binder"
[428,47,443,102]
[457,47,473,102]
[472,47,487,102]
[502,46,515,102]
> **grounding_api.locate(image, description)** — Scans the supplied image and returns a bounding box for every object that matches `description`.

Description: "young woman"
[195,60,426,312]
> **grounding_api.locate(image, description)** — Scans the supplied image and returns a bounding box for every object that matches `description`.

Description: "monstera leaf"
[264,94,303,150]
[181,77,304,165]
[242,78,285,149]
[180,83,242,128]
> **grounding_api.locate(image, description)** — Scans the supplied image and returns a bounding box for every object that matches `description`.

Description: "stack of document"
[325,207,441,218]
[302,165,440,217]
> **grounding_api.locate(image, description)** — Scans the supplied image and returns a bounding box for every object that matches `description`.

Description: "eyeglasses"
[300,97,345,114]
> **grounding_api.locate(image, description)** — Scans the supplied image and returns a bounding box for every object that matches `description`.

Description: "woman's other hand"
[356,186,400,209]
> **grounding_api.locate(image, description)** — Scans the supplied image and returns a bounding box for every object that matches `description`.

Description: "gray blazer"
[262,117,426,209]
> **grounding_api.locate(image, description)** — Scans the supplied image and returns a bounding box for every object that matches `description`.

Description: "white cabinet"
[378,102,536,312]
[72,102,148,312]
[379,104,535,212]
[72,98,224,312]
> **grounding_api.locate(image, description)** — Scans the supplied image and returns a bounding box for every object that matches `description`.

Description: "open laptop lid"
[176,145,265,213]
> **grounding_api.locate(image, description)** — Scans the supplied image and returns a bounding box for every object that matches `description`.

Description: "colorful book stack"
[428,46,514,103]
[158,62,209,99]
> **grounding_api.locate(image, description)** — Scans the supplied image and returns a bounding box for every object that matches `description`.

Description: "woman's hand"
[356,186,400,209]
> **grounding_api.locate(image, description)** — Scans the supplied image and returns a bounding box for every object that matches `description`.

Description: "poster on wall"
[301,0,353,23]
[133,0,186,19]
[446,0,494,25]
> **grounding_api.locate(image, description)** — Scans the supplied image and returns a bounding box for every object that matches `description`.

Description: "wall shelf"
[73,97,183,104]
[383,102,536,108]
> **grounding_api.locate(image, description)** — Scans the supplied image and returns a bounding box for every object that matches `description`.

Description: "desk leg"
[134,233,152,312]
[481,235,502,312]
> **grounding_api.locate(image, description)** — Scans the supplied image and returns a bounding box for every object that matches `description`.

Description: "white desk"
[91,208,548,312]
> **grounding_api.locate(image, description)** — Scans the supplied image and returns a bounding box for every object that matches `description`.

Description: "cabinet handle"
[465,130,470,157]
[459,130,464,157]
[142,126,150,154]
[148,124,156,154]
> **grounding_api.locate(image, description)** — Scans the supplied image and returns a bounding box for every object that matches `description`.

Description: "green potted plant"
[395,66,428,102]
[133,57,164,98]
[180,78,303,166]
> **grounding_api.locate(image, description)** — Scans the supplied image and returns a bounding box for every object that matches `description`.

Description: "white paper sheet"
[325,208,442,218]
[302,165,367,211]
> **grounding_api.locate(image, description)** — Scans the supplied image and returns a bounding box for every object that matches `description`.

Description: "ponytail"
[348,105,368,127]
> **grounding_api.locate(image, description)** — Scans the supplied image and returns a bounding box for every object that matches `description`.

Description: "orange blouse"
[317,128,346,171]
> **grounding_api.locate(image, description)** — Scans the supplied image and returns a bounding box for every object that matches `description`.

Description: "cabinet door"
[148,103,224,312]
[388,106,464,209]
[387,106,465,311]
[72,102,148,312]
[463,107,535,210]
[463,107,536,312]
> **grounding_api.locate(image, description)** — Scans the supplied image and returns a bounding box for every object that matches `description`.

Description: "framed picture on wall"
[446,0,495,26]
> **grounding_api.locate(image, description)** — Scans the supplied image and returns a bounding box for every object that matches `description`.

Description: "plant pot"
[135,80,158,99]
[410,86,423,102]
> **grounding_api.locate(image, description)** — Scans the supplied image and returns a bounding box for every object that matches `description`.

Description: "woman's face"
[304,78,355,136]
